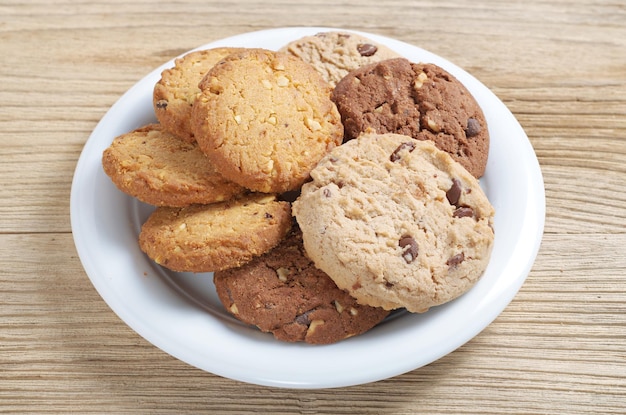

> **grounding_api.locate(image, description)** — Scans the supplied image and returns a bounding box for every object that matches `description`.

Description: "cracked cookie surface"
[292,132,495,313]
[213,227,390,344]
[153,48,243,142]
[332,58,489,178]
[102,123,245,207]
[191,48,343,193]
[139,193,292,272]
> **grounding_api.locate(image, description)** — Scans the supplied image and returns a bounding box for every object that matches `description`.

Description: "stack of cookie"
[101,31,495,344]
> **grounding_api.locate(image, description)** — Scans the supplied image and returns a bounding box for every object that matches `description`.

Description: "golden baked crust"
[139,193,293,273]
[101,124,245,207]
[153,48,243,142]
[191,48,344,193]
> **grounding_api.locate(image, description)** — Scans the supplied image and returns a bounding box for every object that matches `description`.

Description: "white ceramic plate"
[71,27,545,389]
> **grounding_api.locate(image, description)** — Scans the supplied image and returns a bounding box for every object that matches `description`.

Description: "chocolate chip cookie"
[292,132,495,313]
[280,31,401,87]
[332,58,489,178]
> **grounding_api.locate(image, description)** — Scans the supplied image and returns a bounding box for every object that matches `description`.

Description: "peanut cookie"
[102,124,245,207]
[191,48,344,193]
[214,227,390,344]
[332,58,489,178]
[280,31,401,87]
[139,193,292,273]
[153,48,243,142]
[292,132,495,313]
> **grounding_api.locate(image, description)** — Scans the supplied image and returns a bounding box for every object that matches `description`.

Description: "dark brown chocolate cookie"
[332,58,489,178]
[213,228,390,344]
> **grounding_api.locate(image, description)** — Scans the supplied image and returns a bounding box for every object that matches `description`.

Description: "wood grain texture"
[1,0,625,413]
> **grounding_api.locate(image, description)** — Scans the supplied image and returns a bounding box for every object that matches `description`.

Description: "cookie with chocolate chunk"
[332,58,489,178]
[139,193,292,273]
[280,31,401,87]
[214,227,390,344]
[292,132,495,313]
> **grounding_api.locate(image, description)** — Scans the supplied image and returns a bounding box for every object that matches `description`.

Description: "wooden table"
[2,0,624,413]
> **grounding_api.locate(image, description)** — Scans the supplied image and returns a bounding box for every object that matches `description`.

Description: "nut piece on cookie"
[153,48,244,142]
[214,227,390,344]
[102,123,245,207]
[139,193,292,273]
[191,48,344,194]
[293,132,495,313]
[280,31,401,87]
[332,58,490,178]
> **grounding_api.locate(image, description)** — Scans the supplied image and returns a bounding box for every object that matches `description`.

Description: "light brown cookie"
[102,124,245,207]
[293,132,495,313]
[139,193,292,272]
[153,48,243,142]
[191,48,344,193]
[332,58,490,178]
[280,31,401,87]
[214,227,390,344]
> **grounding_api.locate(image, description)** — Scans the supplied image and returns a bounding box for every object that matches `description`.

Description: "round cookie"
[102,123,245,207]
[139,193,292,273]
[191,48,344,193]
[280,31,401,87]
[153,48,242,142]
[214,227,390,344]
[292,132,495,313]
[332,58,489,178]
